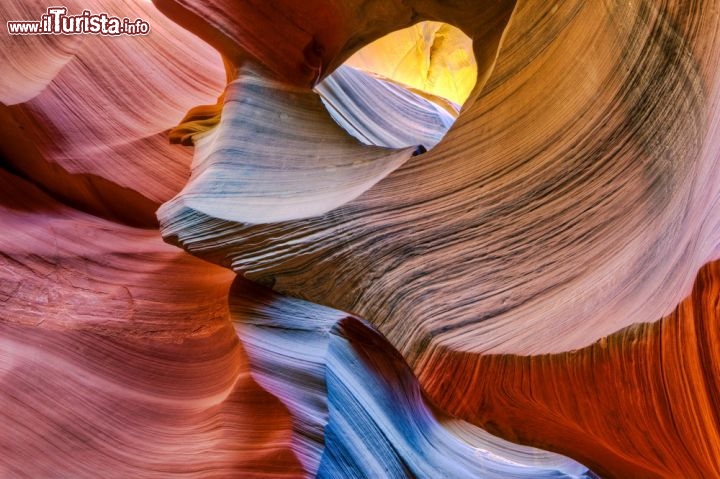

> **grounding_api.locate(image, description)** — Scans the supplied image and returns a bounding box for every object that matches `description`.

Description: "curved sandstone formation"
[2,0,720,477]
[0,169,303,478]
[0,0,225,226]
[315,65,457,149]
[158,0,720,360]
[158,64,415,225]
[422,259,720,478]
[231,279,592,478]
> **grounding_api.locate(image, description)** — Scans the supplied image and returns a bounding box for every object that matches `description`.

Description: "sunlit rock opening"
[316,21,477,152]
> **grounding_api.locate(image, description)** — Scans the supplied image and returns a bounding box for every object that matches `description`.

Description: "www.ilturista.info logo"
[7,7,150,35]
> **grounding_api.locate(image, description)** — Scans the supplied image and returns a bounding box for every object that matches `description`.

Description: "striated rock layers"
[424,259,720,478]
[158,0,720,359]
[2,0,720,477]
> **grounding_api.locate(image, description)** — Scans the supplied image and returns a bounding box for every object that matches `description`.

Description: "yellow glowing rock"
[345,21,477,107]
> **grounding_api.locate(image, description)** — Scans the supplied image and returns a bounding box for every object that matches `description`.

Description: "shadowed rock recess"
[2,0,719,478]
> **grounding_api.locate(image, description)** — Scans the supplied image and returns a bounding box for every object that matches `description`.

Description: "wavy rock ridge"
[231,280,592,478]
[423,259,720,478]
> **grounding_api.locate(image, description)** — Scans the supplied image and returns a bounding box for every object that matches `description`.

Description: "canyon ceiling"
[1,1,719,478]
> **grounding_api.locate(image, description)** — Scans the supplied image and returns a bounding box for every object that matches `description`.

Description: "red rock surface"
[0,169,304,477]
[422,259,720,478]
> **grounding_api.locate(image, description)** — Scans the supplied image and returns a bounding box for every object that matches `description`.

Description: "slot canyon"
[1,1,719,477]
